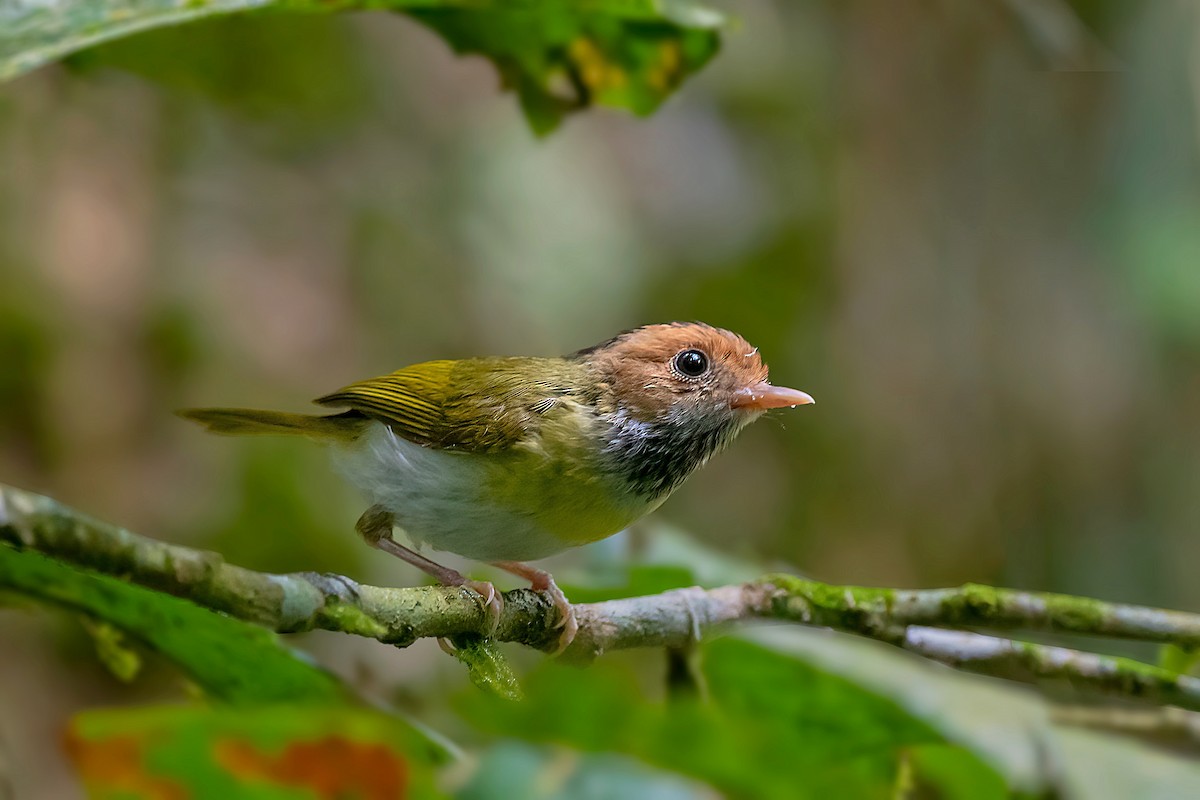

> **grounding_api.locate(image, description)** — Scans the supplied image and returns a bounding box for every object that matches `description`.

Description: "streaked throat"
[598,405,749,500]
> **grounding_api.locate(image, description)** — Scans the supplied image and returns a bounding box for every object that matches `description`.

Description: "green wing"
[314,357,580,452]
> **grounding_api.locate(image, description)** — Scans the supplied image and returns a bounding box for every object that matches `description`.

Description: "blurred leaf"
[1052,725,1200,800]
[562,564,697,604]
[0,0,721,132]
[408,6,721,134]
[747,627,1200,798]
[1159,643,1200,675]
[1124,211,1200,345]
[0,544,344,703]
[65,704,449,800]
[699,637,997,798]
[458,740,717,800]
[905,744,1009,800]
[68,12,370,143]
[634,521,770,585]
[457,636,1004,798]
[0,294,52,463]
[206,443,364,576]
[560,521,768,603]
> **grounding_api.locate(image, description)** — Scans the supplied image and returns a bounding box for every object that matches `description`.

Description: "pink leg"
[492,560,577,653]
[356,505,501,635]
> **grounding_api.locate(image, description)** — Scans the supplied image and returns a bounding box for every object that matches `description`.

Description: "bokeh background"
[1,1,1198,796]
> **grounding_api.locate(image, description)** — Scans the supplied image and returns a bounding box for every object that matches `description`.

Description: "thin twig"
[901,626,1200,712]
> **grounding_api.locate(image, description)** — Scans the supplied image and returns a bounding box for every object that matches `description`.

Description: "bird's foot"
[435,581,502,656]
[360,511,504,638]
[539,577,578,656]
[422,572,502,639]
[492,561,577,654]
[459,578,503,637]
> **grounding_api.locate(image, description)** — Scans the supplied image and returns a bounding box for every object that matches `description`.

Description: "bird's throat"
[598,406,746,500]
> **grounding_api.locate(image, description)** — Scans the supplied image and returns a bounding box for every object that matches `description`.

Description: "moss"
[760,574,897,633]
[760,573,809,594]
[451,636,523,701]
[803,582,893,615]
[950,583,1002,622]
[1043,593,1109,631]
[763,574,894,610]
[318,600,391,641]
[1080,653,1181,703]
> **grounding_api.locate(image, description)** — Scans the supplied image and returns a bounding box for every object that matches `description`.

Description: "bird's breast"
[329,421,650,561]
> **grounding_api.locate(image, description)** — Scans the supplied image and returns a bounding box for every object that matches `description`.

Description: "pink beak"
[731,382,815,411]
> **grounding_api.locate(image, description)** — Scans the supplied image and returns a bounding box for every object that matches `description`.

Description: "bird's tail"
[177,408,363,442]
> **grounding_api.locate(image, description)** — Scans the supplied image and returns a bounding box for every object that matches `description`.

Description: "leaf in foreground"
[458,636,1007,798]
[66,704,448,800]
[747,626,1200,798]
[0,0,722,132]
[408,5,720,133]
[0,543,343,703]
[459,740,715,800]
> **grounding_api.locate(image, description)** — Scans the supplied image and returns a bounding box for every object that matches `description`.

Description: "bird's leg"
[355,505,502,636]
[491,560,577,654]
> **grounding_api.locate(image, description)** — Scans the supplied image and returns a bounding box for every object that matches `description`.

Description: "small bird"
[180,322,813,651]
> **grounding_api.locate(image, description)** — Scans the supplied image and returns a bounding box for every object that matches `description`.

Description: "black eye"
[673,349,709,378]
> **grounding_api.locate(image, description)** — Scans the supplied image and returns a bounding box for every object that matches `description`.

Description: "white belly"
[329,422,636,561]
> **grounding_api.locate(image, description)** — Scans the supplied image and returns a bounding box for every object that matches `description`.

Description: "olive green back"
[315,357,590,453]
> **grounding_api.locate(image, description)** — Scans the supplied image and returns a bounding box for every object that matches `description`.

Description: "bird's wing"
[314,358,564,452]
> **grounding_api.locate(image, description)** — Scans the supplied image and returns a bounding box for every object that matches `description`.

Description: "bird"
[179,322,813,652]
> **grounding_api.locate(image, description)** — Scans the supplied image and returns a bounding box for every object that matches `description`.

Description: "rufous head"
[579,322,813,422]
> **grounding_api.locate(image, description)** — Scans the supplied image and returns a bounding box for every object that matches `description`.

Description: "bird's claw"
[552,609,579,656]
[436,581,500,660]
[464,579,503,637]
[486,562,578,655]
[538,578,577,655]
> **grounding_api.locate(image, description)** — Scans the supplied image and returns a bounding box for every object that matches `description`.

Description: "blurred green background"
[1,1,1198,796]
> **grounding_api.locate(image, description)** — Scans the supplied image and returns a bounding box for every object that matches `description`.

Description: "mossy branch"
[3,482,1200,711]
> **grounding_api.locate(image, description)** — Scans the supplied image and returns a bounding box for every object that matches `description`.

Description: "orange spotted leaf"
[214,736,407,800]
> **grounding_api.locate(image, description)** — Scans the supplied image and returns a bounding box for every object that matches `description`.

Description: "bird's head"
[575,322,813,498]
[580,322,813,425]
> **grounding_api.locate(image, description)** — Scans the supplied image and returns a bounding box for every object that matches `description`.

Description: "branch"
[900,627,1200,712]
[4,482,1200,711]
[762,574,1200,649]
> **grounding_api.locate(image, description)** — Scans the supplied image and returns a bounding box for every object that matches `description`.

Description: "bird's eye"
[673,349,709,378]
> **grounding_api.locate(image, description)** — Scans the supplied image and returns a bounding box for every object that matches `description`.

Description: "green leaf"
[0,543,344,703]
[699,637,964,798]
[457,636,999,798]
[1160,643,1200,675]
[905,744,1010,800]
[0,0,722,132]
[562,564,698,604]
[743,627,1200,797]
[408,5,721,134]
[65,704,449,800]
[559,521,770,603]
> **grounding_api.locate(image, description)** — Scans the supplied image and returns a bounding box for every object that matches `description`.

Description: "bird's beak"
[731,382,815,410]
